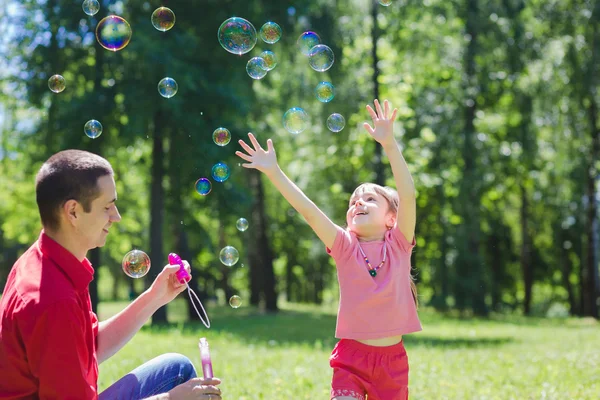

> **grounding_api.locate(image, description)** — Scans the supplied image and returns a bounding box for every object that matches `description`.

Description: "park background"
[0,0,599,398]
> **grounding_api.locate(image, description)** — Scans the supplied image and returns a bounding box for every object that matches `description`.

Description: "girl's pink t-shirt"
[327,226,422,340]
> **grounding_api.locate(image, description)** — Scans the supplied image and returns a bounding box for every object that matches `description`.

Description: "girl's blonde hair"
[351,183,419,307]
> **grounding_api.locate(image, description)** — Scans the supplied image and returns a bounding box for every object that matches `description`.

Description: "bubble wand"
[168,253,210,328]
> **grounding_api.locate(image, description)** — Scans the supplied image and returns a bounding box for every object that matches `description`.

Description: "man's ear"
[62,199,79,226]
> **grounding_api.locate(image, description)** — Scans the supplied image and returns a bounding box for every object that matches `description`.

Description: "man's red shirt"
[0,231,99,399]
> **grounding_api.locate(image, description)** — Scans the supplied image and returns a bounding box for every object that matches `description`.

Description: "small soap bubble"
[297,31,320,56]
[379,0,393,5]
[259,21,282,44]
[158,77,178,98]
[246,57,268,79]
[240,263,245,268]
[212,162,231,182]
[195,178,212,195]
[260,50,277,71]
[283,107,309,134]
[220,246,240,266]
[327,113,345,132]
[122,250,151,278]
[308,44,334,72]
[48,74,66,93]
[236,218,249,232]
[229,295,242,308]
[213,127,231,146]
[82,0,100,16]
[218,17,257,55]
[84,119,103,138]
[151,7,175,32]
[96,15,132,51]
[315,81,335,102]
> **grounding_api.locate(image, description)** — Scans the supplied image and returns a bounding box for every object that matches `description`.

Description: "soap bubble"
[96,15,132,51]
[327,113,345,132]
[236,218,249,232]
[122,250,151,278]
[158,77,178,98]
[82,0,100,16]
[195,178,212,195]
[84,119,103,139]
[211,162,231,182]
[259,22,282,44]
[379,0,393,6]
[213,127,231,146]
[308,44,334,72]
[220,246,239,266]
[315,81,335,102]
[260,51,277,71]
[283,107,309,134]
[229,295,242,308]
[48,74,66,93]
[151,7,176,32]
[218,17,257,55]
[297,31,320,56]
[246,57,268,79]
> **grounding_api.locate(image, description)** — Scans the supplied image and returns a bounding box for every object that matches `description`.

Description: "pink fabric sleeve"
[389,226,416,254]
[326,226,354,263]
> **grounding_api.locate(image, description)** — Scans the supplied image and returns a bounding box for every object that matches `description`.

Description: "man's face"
[74,175,121,250]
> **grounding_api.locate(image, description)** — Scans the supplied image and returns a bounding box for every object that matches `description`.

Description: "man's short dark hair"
[35,150,113,231]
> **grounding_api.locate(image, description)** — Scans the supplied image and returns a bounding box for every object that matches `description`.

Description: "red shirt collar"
[37,230,94,291]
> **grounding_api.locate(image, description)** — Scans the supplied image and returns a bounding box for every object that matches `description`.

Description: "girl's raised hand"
[235,132,279,176]
[363,99,398,146]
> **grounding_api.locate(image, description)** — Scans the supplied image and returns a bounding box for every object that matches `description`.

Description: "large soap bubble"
[218,17,257,55]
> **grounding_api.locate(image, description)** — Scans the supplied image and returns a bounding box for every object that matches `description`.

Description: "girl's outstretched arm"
[364,99,416,242]
[236,132,339,249]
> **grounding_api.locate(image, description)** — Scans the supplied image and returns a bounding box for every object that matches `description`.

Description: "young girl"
[235,99,421,400]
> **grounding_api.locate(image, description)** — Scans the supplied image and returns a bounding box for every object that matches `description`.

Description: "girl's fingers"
[374,99,384,118]
[366,105,378,121]
[391,108,398,121]
[248,132,263,151]
[363,122,375,135]
[241,163,254,168]
[235,151,253,162]
[384,100,390,119]
[267,138,275,153]
[238,140,255,155]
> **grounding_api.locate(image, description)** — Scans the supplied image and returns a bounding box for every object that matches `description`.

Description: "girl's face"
[346,189,395,237]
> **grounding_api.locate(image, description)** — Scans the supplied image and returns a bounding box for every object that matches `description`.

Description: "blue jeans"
[99,353,197,400]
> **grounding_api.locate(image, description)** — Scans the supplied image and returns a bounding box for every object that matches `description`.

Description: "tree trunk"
[520,184,533,315]
[371,0,384,186]
[582,4,600,318]
[455,0,487,316]
[149,111,167,324]
[247,170,278,311]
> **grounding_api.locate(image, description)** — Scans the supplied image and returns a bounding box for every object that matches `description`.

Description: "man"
[0,150,222,400]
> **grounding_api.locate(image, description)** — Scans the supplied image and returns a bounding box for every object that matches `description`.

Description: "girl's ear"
[386,212,396,230]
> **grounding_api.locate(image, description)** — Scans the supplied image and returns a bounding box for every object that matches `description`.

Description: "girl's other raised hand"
[363,99,398,146]
[235,132,279,176]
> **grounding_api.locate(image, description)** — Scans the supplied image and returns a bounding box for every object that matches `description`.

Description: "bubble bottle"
[199,337,214,379]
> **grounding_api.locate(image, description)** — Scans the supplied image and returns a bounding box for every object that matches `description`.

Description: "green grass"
[98,301,600,399]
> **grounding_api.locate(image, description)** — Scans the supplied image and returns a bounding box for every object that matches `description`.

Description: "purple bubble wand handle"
[199,337,214,379]
[169,253,191,284]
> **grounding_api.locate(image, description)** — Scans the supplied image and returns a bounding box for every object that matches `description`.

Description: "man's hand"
[166,377,222,400]
[148,261,191,307]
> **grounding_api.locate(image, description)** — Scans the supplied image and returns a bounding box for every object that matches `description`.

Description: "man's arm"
[97,264,188,363]
[96,289,160,363]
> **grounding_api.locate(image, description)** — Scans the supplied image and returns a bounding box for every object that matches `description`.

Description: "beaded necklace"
[357,241,387,277]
